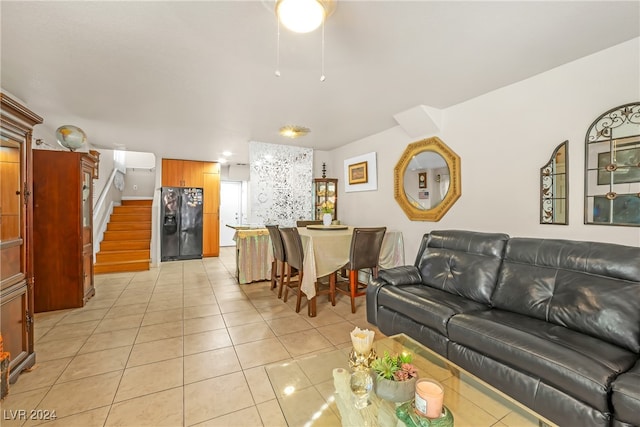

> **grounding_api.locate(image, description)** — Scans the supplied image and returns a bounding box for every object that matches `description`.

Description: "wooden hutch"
[0,93,43,383]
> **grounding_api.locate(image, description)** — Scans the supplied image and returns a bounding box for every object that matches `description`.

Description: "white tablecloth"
[297,227,405,299]
[234,229,272,284]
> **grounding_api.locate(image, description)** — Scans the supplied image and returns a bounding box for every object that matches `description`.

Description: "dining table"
[297,226,405,315]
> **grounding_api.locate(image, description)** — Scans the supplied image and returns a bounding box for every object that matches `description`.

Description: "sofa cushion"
[417,230,509,304]
[377,284,489,336]
[612,360,640,425]
[491,238,640,352]
[448,310,638,412]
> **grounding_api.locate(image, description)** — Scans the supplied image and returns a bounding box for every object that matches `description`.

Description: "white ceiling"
[2,1,639,164]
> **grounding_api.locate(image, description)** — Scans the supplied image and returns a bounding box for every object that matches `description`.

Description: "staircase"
[94,199,152,274]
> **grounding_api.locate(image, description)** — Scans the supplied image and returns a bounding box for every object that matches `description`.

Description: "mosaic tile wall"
[249,141,313,226]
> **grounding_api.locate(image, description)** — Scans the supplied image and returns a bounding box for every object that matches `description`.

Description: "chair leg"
[329,272,336,306]
[308,295,317,317]
[277,260,286,299]
[270,260,277,290]
[283,265,292,303]
[349,270,358,313]
[295,271,303,313]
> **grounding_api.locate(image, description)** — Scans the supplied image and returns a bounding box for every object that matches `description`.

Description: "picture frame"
[418,172,427,188]
[348,161,368,185]
[597,146,640,185]
[344,152,378,193]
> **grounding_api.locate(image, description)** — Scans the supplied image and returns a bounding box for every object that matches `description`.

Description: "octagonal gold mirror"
[394,137,461,221]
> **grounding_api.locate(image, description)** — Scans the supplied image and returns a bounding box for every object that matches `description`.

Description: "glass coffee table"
[264,334,557,427]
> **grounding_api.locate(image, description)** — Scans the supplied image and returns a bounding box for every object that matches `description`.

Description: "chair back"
[279,227,304,271]
[296,220,323,227]
[349,227,387,271]
[266,225,286,262]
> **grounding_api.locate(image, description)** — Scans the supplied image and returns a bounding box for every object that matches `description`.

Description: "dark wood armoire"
[0,93,43,383]
[33,150,97,312]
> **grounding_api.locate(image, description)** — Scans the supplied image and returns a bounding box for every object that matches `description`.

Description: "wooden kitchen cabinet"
[161,159,204,187]
[32,150,97,312]
[0,93,43,383]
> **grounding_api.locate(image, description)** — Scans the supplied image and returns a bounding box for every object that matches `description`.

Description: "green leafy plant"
[371,351,417,381]
[320,201,334,214]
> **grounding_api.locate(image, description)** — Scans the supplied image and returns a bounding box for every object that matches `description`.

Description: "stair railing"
[93,168,125,258]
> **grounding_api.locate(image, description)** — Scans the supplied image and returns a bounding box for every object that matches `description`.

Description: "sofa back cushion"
[416,230,509,304]
[492,238,640,352]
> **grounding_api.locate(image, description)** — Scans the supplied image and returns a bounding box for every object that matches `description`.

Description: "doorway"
[219,181,243,246]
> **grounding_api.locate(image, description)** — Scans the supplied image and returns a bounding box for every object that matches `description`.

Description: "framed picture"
[348,161,368,185]
[418,172,427,188]
[597,146,640,185]
[344,152,378,193]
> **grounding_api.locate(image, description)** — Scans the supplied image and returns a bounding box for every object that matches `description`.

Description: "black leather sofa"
[366,230,640,427]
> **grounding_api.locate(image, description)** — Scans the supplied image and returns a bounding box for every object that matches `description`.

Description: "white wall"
[124,151,156,169]
[332,38,640,261]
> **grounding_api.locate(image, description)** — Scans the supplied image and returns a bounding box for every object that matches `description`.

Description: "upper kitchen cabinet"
[162,159,205,187]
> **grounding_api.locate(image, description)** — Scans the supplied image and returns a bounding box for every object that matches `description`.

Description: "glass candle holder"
[350,369,373,409]
[414,378,444,418]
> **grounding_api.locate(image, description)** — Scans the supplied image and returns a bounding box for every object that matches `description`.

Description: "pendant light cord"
[320,19,326,82]
[275,13,281,77]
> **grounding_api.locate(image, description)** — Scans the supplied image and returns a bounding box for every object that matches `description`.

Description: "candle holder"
[349,327,376,370]
[414,378,444,418]
[396,402,454,427]
[348,347,377,371]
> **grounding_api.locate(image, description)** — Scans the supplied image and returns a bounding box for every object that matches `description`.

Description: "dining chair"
[266,225,288,298]
[336,227,387,313]
[279,227,336,316]
[296,220,323,227]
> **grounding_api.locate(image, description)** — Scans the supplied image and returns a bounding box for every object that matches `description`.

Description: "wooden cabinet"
[32,150,97,312]
[161,159,204,187]
[313,178,338,220]
[0,93,42,383]
[161,158,220,257]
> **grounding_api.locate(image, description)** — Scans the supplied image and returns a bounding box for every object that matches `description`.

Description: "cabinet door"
[0,142,23,284]
[0,286,29,372]
[82,250,94,300]
[183,160,204,187]
[162,159,184,186]
[202,213,219,257]
[203,170,220,257]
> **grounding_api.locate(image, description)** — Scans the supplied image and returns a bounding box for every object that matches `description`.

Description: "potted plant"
[371,351,418,402]
[320,203,333,226]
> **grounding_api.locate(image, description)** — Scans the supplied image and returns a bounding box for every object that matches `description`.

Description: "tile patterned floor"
[1,247,383,427]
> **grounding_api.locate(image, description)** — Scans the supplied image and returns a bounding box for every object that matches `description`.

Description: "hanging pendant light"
[274,0,336,81]
[276,0,326,33]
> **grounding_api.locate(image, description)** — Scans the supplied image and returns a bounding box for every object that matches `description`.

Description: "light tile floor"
[1,247,384,427]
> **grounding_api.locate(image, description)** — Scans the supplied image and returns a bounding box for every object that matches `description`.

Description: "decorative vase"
[374,376,417,403]
[323,213,332,226]
[348,347,377,371]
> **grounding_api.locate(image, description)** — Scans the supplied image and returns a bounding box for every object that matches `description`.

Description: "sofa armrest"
[379,265,423,286]
[366,266,422,325]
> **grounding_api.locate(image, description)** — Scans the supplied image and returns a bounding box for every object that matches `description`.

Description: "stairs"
[94,199,152,274]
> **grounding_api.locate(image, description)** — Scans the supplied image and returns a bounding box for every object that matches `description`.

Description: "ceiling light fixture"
[274,0,336,81]
[276,0,328,33]
[279,125,311,139]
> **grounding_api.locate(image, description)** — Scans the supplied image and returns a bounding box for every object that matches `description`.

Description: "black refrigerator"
[161,187,203,261]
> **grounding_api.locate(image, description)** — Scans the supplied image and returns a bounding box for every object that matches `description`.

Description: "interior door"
[219,181,242,246]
